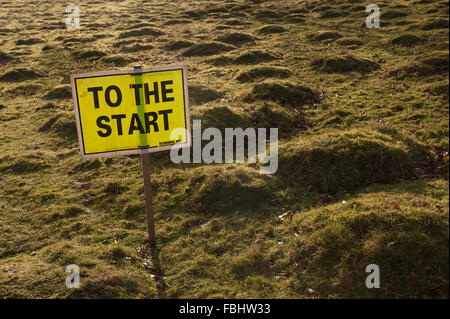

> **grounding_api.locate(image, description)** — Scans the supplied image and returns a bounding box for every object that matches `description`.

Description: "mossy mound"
[16,38,44,45]
[44,86,72,100]
[236,66,292,82]
[286,14,305,23]
[71,159,102,173]
[0,68,44,82]
[0,154,50,174]
[311,55,379,73]
[424,81,449,99]
[257,25,287,35]
[210,50,280,66]
[189,85,223,105]
[391,53,449,77]
[391,34,424,46]
[382,10,408,19]
[249,104,311,137]
[422,18,449,30]
[0,50,11,63]
[191,166,275,214]
[224,19,250,26]
[103,182,128,195]
[245,81,320,106]
[254,10,282,20]
[215,32,256,46]
[65,205,86,217]
[233,50,279,65]
[279,129,426,192]
[196,106,251,131]
[6,84,42,96]
[165,40,195,51]
[119,44,154,53]
[288,179,449,298]
[72,50,107,60]
[38,114,77,140]
[319,10,346,19]
[182,42,235,57]
[164,19,192,26]
[307,31,343,42]
[123,201,146,219]
[118,27,165,38]
[100,55,131,67]
[336,38,363,46]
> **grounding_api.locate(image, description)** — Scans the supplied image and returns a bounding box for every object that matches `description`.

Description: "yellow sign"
[70,66,190,159]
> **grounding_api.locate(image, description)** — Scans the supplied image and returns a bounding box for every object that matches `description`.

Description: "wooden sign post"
[141,152,156,246]
[133,65,156,247]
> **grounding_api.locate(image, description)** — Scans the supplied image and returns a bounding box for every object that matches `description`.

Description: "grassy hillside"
[0,0,448,298]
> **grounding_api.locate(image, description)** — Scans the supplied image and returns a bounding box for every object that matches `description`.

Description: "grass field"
[0,0,448,298]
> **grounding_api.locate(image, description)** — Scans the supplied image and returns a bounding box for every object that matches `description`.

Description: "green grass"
[0,0,448,299]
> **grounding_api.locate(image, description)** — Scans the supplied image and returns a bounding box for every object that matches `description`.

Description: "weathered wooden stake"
[141,152,156,247]
[134,65,156,247]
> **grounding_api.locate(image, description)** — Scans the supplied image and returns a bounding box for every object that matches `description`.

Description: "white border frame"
[70,65,191,160]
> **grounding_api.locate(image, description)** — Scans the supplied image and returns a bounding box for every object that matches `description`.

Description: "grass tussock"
[0,68,44,82]
[289,179,448,298]
[279,129,426,192]
[118,27,165,38]
[311,55,379,73]
[245,81,320,106]
[236,66,293,83]
[189,85,223,105]
[182,42,235,57]
[215,32,256,46]
[391,34,424,46]
[44,86,72,100]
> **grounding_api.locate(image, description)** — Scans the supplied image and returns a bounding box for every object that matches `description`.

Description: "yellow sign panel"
[70,66,190,159]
